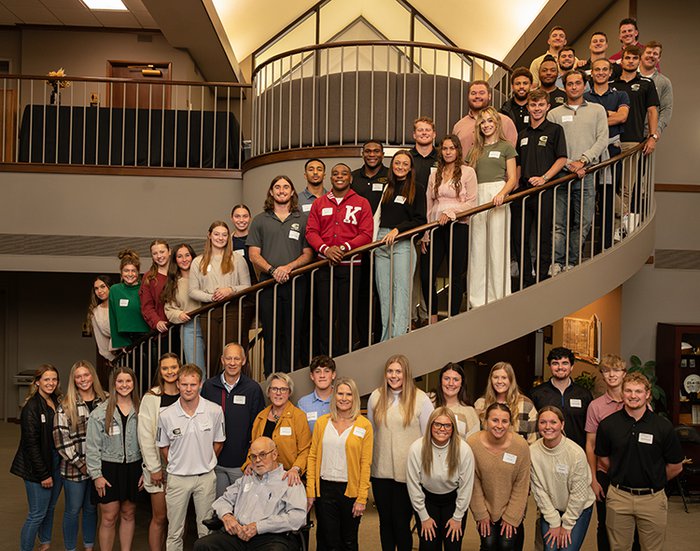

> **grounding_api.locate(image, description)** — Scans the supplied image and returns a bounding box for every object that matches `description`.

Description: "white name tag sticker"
[394,195,406,204]
[488,150,501,159]
[243,482,252,493]
[321,207,333,216]
[233,395,246,405]
[372,183,384,192]
[119,298,129,307]
[302,203,312,212]
[430,166,437,175]
[638,432,654,444]
[279,426,292,436]
[503,452,517,464]
[457,420,467,435]
[556,463,569,475]
[520,137,529,146]
[234,249,245,256]
[570,398,582,408]
[288,230,300,240]
[523,115,530,123]
[40,413,46,423]
[112,425,121,435]
[306,411,318,421]
[562,115,574,123]
[353,426,366,438]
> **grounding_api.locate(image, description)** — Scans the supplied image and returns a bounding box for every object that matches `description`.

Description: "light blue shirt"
[297,390,331,432]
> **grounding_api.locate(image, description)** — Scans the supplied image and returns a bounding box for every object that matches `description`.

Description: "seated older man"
[194,437,307,551]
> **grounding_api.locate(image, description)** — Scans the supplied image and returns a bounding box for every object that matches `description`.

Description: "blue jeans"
[182,318,205,372]
[374,228,417,341]
[554,174,595,267]
[63,478,97,551]
[20,454,63,551]
[540,505,593,551]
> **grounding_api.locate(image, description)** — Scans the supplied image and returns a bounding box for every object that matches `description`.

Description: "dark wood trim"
[0,163,240,179]
[646,256,654,264]
[242,146,363,172]
[655,183,700,193]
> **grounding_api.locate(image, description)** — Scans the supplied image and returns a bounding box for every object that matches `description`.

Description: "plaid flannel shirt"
[53,398,101,481]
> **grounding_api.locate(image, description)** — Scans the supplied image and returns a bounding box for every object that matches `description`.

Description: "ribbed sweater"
[189,254,251,303]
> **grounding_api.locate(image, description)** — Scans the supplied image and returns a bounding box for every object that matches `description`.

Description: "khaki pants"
[619,142,640,216]
[606,485,667,551]
[166,470,216,551]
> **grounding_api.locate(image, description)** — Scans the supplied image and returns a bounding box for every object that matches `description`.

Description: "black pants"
[511,186,555,290]
[316,265,360,357]
[371,477,414,551]
[193,530,299,551]
[420,223,468,317]
[316,479,361,551]
[479,519,524,551]
[594,146,621,254]
[595,470,641,551]
[415,488,466,551]
[259,277,306,376]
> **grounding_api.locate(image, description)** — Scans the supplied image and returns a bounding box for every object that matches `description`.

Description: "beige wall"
[571,0,629,60]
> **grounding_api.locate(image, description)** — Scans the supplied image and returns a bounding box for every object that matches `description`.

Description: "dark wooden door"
[107,61,171,109]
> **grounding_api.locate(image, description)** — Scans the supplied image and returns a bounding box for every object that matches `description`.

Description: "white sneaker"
[548,263,562,277]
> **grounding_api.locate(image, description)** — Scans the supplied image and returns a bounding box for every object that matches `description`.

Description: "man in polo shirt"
[158,365,226,551]
[409,117,438,189]
[201,342,265,496]
[584,58,630,251]
[531,347,592,449]
[248,176,314,375]
[538,56,568,108]
[297,355,337,432]
[511,89,567,289]
[299,158,328,215]
[500,67,533,134]
[595,373,683,551]
[585,354,628,551]
[530,26,568,88]
[640,41,672,137]
[193,437,306,551]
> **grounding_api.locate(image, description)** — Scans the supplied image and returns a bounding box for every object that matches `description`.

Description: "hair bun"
[118,248,139,261]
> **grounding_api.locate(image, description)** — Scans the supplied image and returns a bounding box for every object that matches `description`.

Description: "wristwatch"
[268,266,276,275]
[650,133,659,140]
[339,245,347,253]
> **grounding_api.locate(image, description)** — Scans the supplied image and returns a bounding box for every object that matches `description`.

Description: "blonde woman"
[306,377,373,551]
[368,354,433,551]
[53,361,106,551]
[474,362,537,443]
[407,407,475,550]
[466,106,517,307]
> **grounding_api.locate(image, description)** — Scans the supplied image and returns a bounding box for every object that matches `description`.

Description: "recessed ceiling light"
[81,0,128,11]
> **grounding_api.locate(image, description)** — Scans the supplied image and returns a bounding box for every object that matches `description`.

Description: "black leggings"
[416,488,466,551]
[317,479,361,551]
[420,223,468,316]
[371,477,414,551]
[479,519,524,551]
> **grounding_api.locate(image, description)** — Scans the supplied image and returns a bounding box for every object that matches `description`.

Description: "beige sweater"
[468,431,531,526]
[164,276,202,323]
[529,437,595,530]
[189,254,251,303]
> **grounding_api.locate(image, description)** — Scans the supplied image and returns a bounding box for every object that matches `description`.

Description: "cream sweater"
[529,437,595,530]
[164,276,202,323]
[189,254,251,303]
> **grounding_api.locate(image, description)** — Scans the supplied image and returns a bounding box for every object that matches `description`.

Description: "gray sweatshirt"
[547,101,608,165]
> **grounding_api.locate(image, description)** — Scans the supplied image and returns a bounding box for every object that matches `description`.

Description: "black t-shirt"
[378,180,427,233]
[85,399,97,412]
[596,408,683,490]
[530,379,592,449]
[263,418,277,439]
[501,98,530,134]
[232,234,258,285]
[516,120,568,189]
[160,393,179,408]
[611,75,660,143]
[410,147,438,189]
[351,164,389,214]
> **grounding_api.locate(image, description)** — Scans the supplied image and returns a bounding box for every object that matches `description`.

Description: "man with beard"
[538,56,568,107]
[500,67,533,134]
[248,176,314,375]
[555,48,589,91]
[530,26,568,88]
[299,159,328,215]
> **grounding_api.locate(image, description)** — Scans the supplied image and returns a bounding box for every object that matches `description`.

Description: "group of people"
[12,345,683,551]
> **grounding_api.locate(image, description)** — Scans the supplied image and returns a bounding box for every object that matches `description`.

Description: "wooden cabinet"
[656,323,700,425]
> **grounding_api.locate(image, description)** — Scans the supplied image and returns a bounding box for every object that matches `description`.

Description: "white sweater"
[189,253,251,303]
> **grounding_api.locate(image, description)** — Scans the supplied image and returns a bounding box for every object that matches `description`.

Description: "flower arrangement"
[46,68,71,104]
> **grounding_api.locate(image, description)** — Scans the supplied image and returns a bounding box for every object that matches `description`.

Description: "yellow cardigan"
[306,414,374,504]
[244,401,311,474]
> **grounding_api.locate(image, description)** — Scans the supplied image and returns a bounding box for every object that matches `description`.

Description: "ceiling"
[0,0,157,28]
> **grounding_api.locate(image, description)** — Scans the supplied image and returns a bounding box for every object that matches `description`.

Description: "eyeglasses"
[248,450,274,462]
[269,386,290,394]
[432,421,454,431]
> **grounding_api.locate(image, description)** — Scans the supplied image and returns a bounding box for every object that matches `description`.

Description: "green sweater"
[108,282,150,348]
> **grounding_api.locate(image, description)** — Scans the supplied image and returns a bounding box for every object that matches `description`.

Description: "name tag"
[243,482,252,493]
[302,203,312,212]
[457,419,467,435]
[562,115,574,122]
[288,230,300,240]
[233,395,246,405]
[556,463,569,475]
[321,207,333,216]
[503,452,517,464]
[112,425,121,436]
[353,426,366,438]
[119,298,129,307]
[234,249,245,256]
[372,183,384,192]
[306,411,318,421]
[638,432,654,444]
[40,413,46,423]
[569,398,582,408]
[430,166,437,175]
[394,195,406,204]
[520,137,529,146]
[279,426,292,436]
[523,115,530,123]
[207,264,213,273]
[488,150,501,159]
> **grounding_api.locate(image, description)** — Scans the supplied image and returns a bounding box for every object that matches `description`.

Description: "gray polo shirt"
[247,209,309,277]
[299,187,327,215]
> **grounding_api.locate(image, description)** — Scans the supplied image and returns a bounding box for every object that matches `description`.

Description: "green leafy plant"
[574,371,596,393]
[628,355,667,412]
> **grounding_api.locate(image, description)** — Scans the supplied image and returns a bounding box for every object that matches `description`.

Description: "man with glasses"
[193,437,307,551]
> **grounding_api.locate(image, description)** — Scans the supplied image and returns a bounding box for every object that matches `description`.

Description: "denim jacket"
[86,401,141,479]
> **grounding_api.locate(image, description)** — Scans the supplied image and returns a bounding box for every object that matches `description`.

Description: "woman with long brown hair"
[87,275,115,363]
[139,239,171,334]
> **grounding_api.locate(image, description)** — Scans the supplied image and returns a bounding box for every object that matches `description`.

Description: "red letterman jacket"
[305,189,373,266]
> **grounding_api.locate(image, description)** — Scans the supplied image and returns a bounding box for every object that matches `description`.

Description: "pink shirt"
[425,166,478,224]
[585,392,623,472]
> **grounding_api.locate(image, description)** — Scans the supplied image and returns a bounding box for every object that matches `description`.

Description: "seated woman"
[430,362,480,439]
[306,377,373,551]
[407,407,475,551]
[420,135,477,323]
[530,406,595,551]
[474,362,538,443]
[245,372,311,486]
[108,249,150,350]
[468,403,531,551]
